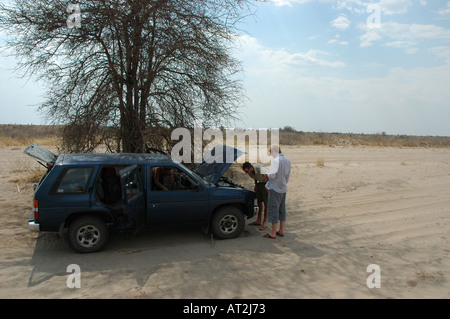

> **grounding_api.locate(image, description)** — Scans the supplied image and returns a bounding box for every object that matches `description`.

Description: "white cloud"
[360,29,382,47]
[266,0,415,16]
[333,0,367,13]
[378,0,412,14]
[271,0,311,7]
[437,2,450,17]
[331,14,352,30]
[328,39,349,45]
[384,41,418,54]
[235,35,346,70]
[333,0,412,15]
[328,34,349,46]
[358,21,450,49]
[428,45,450,63]
[290,50,347,67]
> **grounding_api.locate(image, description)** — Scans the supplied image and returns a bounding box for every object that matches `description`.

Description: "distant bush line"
[278,130,450,148]
[1,124,449,148]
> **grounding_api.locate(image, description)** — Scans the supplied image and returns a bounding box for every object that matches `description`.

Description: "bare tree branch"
[0,0,254,152]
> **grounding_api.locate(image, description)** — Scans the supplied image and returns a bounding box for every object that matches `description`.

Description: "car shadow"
[27,220,325,288]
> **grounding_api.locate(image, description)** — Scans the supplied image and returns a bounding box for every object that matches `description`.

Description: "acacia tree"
[0,0,252,152]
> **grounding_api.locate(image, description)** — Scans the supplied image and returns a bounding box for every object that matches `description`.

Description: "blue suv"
[25,144,256,253]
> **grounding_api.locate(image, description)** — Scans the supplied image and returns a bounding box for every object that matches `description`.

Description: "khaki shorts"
[255,182,268,203]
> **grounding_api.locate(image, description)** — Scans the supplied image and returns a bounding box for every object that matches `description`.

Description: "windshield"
[177,163,213,186]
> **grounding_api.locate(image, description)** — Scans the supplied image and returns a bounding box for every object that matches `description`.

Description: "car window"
[52,167,93,194]
[121,166,143,202]
[151,166,199,191]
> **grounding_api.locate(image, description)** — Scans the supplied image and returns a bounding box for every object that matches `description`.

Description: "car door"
[147,165,209,225]
[119,165,146,228]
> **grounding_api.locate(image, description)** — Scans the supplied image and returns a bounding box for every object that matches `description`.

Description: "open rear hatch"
[24,143,57,169]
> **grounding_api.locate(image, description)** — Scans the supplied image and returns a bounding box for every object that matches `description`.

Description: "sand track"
[0,145,448,298]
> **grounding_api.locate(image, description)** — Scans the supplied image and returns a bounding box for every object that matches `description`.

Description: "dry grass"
[8,167,45,184]
[7,157,47,192]
[0,124,62,146]
[0,136,61,147]
[316,158,325,167]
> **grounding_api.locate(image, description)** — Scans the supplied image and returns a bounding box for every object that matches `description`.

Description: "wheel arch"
[207,202,246,225]
[64,210,115,229]
[211,202,246,217]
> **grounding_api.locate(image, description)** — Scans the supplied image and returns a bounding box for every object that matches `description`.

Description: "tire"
[211,206,245,239]
[67,216,109,253]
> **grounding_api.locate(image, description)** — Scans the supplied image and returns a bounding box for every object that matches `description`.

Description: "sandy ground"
[0,144,449,299]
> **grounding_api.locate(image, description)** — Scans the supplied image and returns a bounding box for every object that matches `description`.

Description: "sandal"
[263,233,276,239]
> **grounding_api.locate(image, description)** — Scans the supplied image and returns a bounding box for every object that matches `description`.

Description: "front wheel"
[67,216,109,253]
[211,206,245,239]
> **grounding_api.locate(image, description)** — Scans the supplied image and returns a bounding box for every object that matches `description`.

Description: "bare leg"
[259,203,268,229]
[269,223,277,238]
[250,202,263,225]
[263,203,268,226]
[257,202,263,224]
[278,221,285,236]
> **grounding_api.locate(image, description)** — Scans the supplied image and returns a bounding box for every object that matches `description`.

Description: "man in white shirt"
[263,145,291,239]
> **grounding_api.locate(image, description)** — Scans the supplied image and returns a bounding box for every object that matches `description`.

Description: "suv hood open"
[24,143,57,168]
[193,145,244,185]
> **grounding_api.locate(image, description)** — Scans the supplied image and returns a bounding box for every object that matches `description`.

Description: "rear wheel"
[67,216,109,253]
[211,206,245,239]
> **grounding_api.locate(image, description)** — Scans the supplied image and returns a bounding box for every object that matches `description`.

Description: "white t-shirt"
[265,154,291,193]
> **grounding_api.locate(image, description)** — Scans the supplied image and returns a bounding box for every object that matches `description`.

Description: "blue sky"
[1,0,450,136]
[235,0,450,136]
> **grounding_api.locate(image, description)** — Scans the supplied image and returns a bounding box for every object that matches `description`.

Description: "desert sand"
[0,144,449,299]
